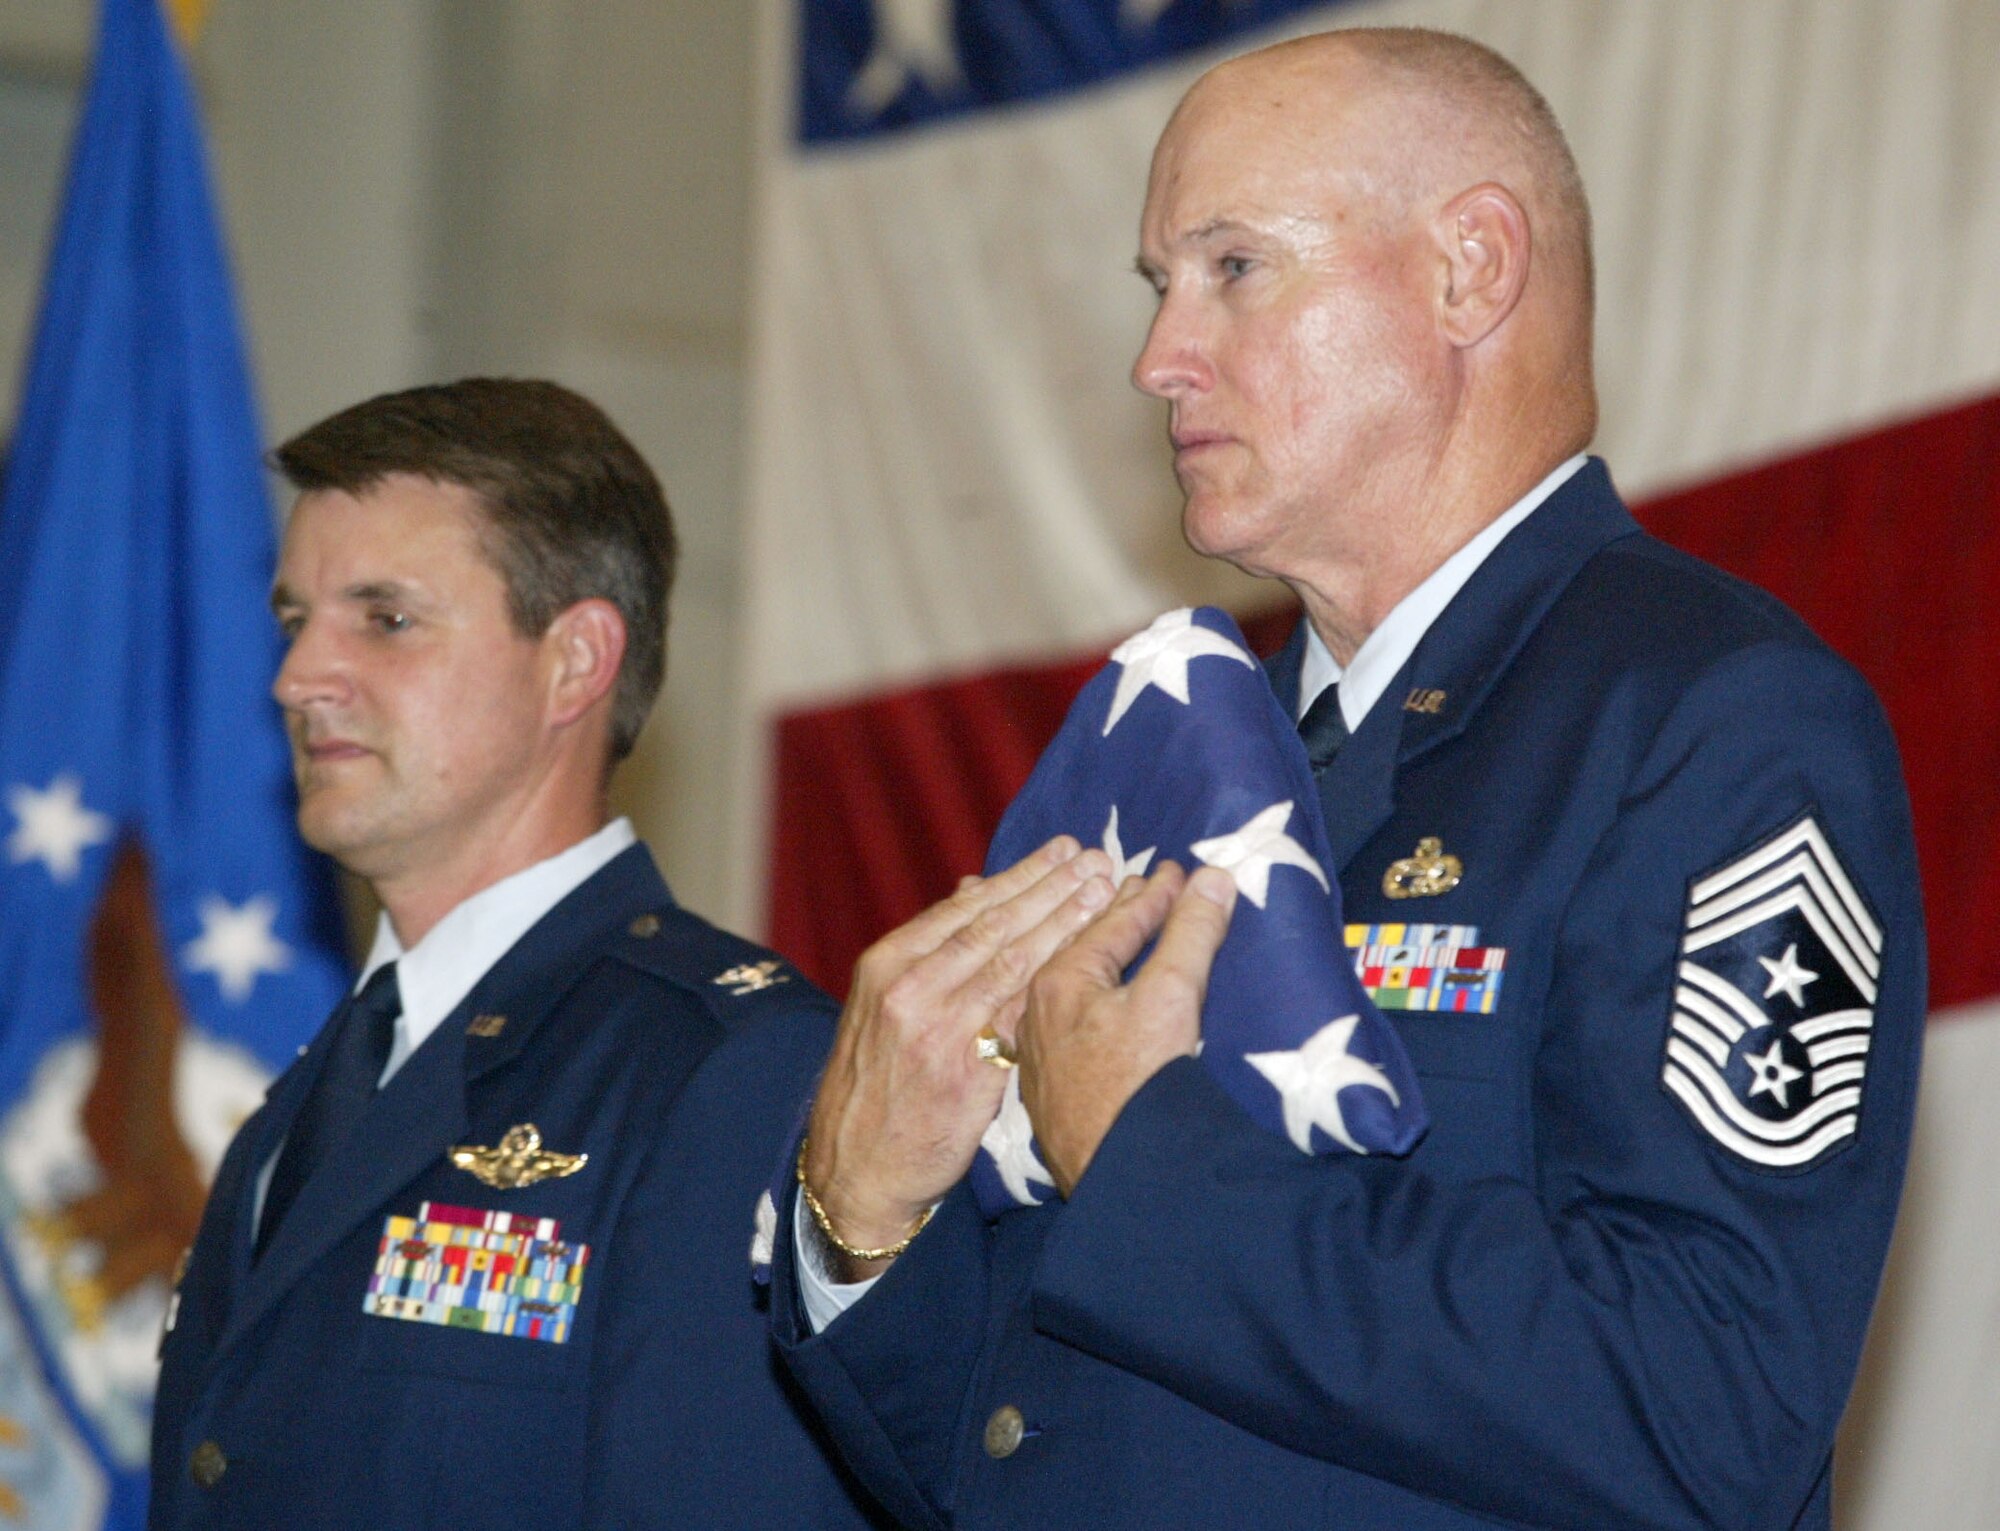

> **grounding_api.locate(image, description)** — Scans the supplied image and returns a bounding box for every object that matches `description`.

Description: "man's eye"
[1219,254,1254,280]
[369,610,411,634]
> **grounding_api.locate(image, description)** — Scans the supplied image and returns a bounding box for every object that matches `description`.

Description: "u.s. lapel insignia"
[465,1013,508,1038]
[1663,814,1880,1171]
[1383,838,1463,899]
[448,1123,588,1189]
[1403,687,1448,715]
[715,959,789,996]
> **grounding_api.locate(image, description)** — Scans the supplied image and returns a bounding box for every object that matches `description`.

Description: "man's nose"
[1131,295,1210,399]
[272,620,345,711]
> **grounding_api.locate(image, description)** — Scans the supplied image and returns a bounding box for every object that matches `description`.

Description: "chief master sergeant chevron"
[149,379,885,1529]
[772,28,1925,1531]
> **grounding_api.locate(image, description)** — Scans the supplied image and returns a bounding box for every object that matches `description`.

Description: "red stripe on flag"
[1638,392,2000,1008]
[770,395,2000,1005]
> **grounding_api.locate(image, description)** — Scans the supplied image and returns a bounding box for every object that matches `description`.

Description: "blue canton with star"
[798,0,1369,143]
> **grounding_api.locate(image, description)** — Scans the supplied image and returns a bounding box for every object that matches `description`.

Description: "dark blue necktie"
[1297,682,1348,775]
[255,962,400,1261]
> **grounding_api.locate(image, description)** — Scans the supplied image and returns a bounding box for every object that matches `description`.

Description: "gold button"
[628,913,661,939]
[983,1404,1025,1460]
[189,1440,227,1489]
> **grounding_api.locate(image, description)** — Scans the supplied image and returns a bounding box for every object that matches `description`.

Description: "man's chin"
[1181,495,1269,571]
[294,793,375,864]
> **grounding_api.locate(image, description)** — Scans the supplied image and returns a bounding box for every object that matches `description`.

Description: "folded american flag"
[969,606,1428,1216]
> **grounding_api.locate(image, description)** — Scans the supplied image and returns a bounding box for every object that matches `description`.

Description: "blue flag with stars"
[0,0,348,1523]
[971,607,1426,1215]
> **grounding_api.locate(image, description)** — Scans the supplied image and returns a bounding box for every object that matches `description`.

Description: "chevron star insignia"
[449,1124,588,1190]
[1662,814,1882,1172]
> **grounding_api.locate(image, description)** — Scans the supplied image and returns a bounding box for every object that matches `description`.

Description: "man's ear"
[1436,182,1531,348]
[544,598,627,730]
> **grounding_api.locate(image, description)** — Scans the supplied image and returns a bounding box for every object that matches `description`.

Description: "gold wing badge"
[448,1123,588,1190]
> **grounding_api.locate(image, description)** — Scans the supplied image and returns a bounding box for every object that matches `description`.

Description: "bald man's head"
[1133,27,1598,635]
[1184,28,1593,331]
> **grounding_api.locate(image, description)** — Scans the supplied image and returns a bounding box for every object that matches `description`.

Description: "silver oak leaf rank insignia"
[1663,814,1882,1171]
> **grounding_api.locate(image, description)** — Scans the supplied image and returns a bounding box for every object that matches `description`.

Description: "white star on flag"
[6,774,114,883]
[1758,942,1819,1007]
[182,893,293,1002]
[1100,805,1155,884]
[979,1068,1055,1205]
[750,1189,778,1269]
[1102,608,1255,735]
[1743,1037,1806,1109]
[848,0,964,114]
[1246,1015,1402,1154]
[1190,800,1329,909]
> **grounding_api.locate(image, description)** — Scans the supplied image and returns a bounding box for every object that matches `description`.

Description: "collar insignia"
[1383,838,1464,900]
[714,959,789,996]
[448,1124,588,1189]
[465,1013,508,1038]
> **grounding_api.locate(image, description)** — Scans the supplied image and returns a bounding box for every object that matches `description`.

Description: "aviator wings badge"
[449,1123,588,1190]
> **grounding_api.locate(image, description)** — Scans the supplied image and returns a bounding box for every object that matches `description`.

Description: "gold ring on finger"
[974,1026,1018,1070]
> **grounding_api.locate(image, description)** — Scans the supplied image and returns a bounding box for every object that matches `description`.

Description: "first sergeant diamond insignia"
[1662,814,1882,1171]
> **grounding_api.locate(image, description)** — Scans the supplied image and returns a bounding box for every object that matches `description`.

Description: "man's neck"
[373,802,612,948]
[1293,442,1585,665]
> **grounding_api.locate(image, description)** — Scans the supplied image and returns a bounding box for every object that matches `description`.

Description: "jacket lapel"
[1263,460,1640,872]
[213,844,675,1359]
[1392,459,1638,767]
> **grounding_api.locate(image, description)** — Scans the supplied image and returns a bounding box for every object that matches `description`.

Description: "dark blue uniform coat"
[773,462,1925,1530]
[152,844,884,1529]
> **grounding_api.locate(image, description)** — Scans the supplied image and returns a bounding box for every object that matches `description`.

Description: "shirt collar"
[358,817,638,1079]
[1298,454,1587,729]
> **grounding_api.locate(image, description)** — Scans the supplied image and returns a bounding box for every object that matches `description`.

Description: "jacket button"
[189,1440,227,1489]
[983,1404,1025,1459]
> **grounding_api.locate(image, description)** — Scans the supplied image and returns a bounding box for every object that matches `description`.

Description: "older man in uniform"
[149,380,883,1529]
[773,29,1923,1531]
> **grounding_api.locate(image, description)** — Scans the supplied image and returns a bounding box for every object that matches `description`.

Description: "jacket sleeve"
[772,1179,997,1531]
[1026,642,1925,1531]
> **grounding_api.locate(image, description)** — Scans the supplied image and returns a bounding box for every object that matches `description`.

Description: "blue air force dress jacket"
[772,460,1925,1530]
[152,844,886,1530]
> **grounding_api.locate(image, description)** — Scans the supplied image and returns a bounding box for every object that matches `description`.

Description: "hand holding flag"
[971,607,1427,1216]
[1017,861,1238,1195]
[795,837,1114,1278]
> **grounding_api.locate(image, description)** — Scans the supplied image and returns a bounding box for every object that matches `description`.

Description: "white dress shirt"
[252,817,638,1233]
[798,456,1588,1330]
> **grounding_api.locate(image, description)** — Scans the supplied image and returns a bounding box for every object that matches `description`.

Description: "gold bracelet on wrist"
[795,1138,934,1264]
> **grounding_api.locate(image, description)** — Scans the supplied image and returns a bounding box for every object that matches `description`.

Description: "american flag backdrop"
[741,3,2000,1524]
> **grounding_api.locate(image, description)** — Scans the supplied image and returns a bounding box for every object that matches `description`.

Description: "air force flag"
[971,607,1427,1215]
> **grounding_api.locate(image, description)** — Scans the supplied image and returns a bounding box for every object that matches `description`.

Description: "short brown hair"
[274,378,676,761]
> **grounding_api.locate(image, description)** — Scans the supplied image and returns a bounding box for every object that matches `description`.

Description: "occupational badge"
[1382,837,1463,899]
[1662,814,1881,1171]
[364,1202,588,1343]
[448,1123,587,1189]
